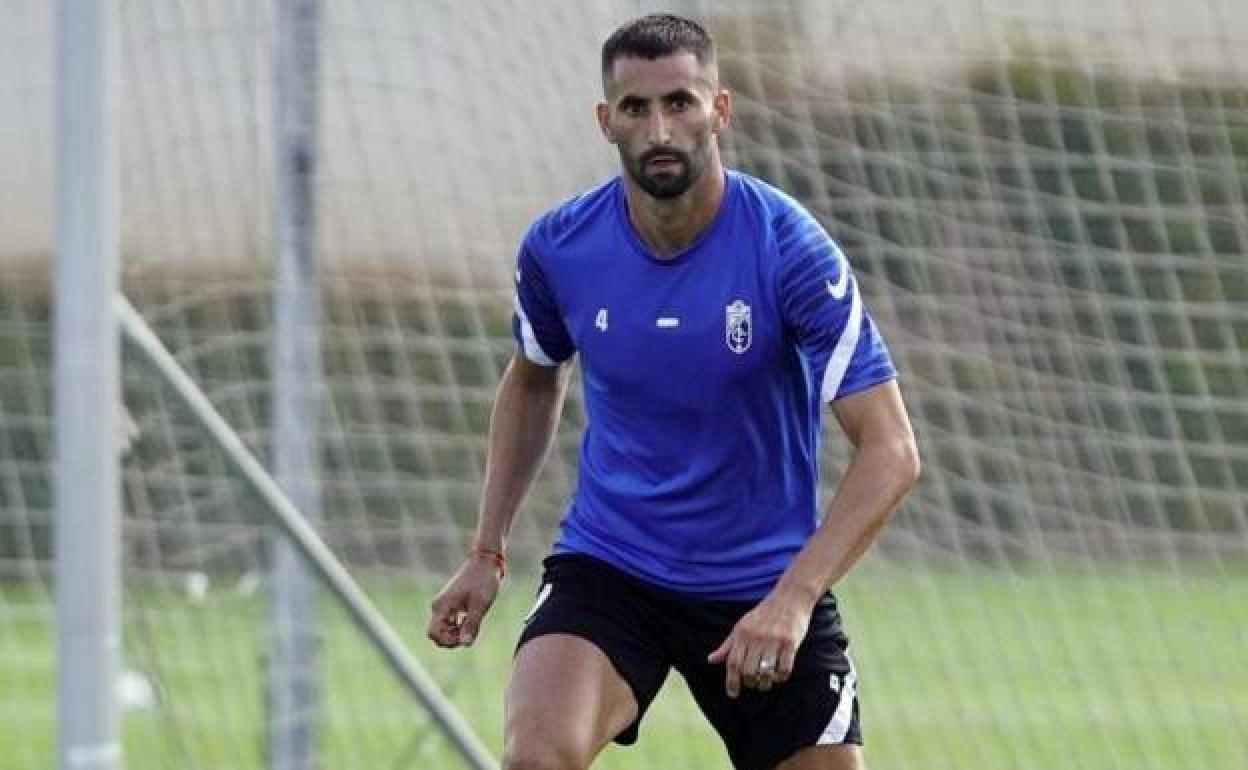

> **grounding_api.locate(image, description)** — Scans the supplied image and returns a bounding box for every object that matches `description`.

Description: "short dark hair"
[601,13,716,86]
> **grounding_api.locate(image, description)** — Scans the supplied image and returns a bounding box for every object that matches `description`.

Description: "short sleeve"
[512,230,575,366]
[774,209,896,402]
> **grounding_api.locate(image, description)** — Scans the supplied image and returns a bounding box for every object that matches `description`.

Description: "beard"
[622,146,706,199]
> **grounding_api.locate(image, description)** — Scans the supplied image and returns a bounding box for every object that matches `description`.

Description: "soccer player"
[427,13,920,770]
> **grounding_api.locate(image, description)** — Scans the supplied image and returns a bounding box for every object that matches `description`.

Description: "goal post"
[269,0,322,766]
[54,2,121,769]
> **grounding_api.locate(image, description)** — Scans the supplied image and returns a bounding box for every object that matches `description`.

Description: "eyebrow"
[661,88,698,103]
[615,87,700,107]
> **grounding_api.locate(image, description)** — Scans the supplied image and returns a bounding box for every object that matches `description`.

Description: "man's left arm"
[708,379,920,696]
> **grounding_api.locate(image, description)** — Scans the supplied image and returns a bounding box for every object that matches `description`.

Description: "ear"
[711,88,732,134]
[596,102,615,143]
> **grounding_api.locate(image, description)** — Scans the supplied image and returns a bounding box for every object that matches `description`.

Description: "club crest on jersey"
[725,299,752,354]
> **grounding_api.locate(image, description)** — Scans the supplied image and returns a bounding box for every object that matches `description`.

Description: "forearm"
[472,356,569,552]
[774,436,920,607]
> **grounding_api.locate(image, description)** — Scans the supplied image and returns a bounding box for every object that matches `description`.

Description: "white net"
[2,1,1247,768]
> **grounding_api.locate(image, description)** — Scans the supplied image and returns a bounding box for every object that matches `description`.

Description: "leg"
[503,633,638,770]
[774,744,865,770]
[679,593,863,770]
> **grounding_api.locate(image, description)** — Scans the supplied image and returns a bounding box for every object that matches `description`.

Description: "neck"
[623,153,726,259]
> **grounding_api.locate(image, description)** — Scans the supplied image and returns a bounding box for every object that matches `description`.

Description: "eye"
[619,100,647,117]
[667,94,694,112]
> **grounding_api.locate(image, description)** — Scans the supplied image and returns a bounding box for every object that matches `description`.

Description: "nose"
[647,110,672,145]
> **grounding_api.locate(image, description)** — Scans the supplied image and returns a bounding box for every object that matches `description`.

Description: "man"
[427,13,919,770]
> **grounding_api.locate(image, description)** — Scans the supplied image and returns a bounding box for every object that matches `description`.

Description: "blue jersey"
[512,171,896,599]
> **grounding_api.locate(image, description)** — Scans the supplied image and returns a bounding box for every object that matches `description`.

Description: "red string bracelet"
[469,546,506,580]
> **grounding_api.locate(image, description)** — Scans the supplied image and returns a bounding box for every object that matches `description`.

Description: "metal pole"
[270,0,322,767]
[55,2,121,769]
[117,298,498,770]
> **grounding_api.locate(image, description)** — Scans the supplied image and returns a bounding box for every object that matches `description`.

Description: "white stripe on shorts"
[523,582,553,625]
[817,656,858,745]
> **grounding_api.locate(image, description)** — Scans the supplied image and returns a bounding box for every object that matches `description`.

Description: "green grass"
[3,564,1247,769]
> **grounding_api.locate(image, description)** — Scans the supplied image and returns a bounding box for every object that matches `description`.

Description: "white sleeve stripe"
[820,282,863,402]
[817,657,858,745]
[513,295,557,367]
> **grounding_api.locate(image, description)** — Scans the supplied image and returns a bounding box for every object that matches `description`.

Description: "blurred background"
[1,1,1245,768]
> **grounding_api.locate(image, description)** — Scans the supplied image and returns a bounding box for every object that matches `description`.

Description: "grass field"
[3,562,1246,769]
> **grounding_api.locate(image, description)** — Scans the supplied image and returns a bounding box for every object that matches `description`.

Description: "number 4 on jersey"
[595,307,609,332]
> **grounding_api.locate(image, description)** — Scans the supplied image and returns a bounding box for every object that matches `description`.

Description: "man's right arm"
[426,351,570,648]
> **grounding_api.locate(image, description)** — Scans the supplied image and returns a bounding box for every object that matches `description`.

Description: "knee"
[501,749,582,770]
[501,739,585,770]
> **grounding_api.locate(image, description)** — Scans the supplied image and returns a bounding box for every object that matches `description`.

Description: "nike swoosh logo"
[826,265,850,300]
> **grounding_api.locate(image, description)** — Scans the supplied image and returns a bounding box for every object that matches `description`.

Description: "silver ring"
[758,659,775,673]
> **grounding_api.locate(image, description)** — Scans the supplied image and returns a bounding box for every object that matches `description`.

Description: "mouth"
[645,154,683,172]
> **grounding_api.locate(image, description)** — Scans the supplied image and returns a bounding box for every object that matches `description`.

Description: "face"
[597,52,730,200]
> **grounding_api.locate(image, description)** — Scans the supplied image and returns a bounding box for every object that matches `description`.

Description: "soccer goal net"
[2,1,1246,769]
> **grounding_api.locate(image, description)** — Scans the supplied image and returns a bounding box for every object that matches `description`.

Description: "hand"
[426,555,502,648]
[706,589,813,697]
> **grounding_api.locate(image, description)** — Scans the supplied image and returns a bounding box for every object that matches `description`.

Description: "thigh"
[775,744,865,770]
[680,593,861,770]
[512,555,672,747]
[505,633,638,767]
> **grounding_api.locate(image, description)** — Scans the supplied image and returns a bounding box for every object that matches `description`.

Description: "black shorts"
[515,554,861,770]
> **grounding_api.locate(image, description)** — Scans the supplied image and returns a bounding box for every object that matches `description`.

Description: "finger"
[755,647,780,690]
[458,594,494,646]
[725,640,746,698]
[707,636,731,664]
[428,618,460,648]
[427,594,466,645]
[747,647,782,692]
[427,607,463,648]
[426,600,452,644]
[775,642,798,683]
[458,606,484,646]
[742,645,763,691]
